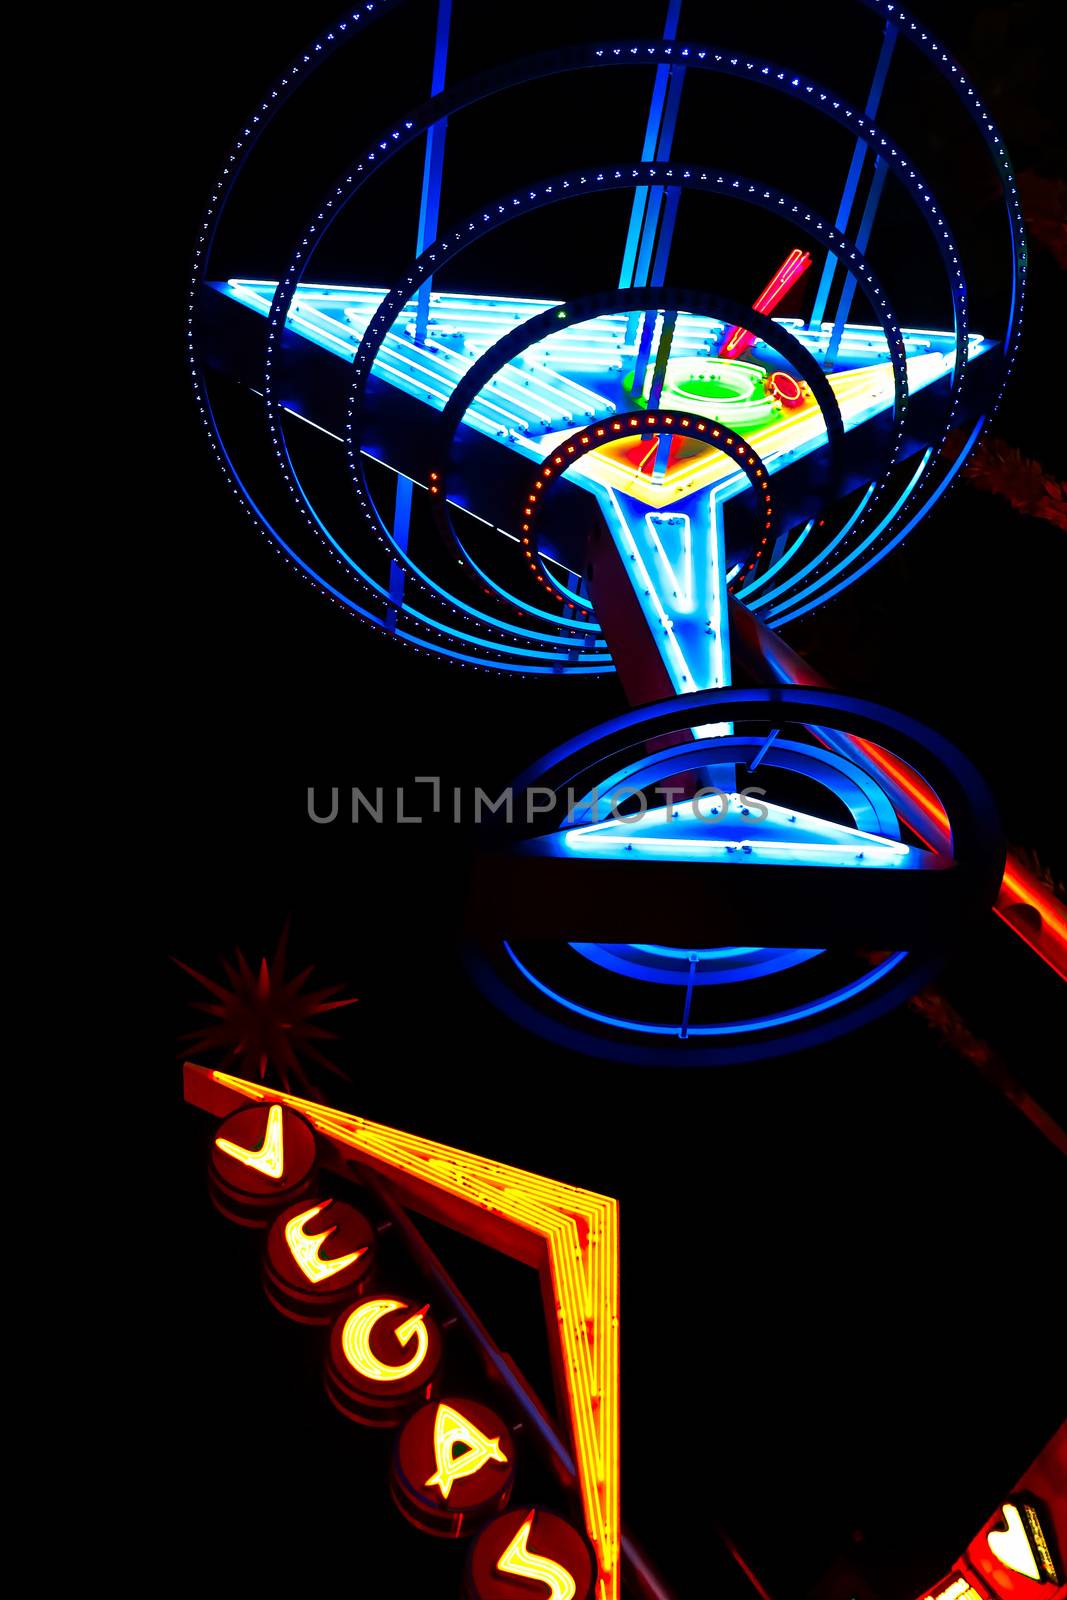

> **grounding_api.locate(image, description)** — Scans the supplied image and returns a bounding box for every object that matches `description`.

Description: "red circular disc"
[391,1397,516,1538]
[766,370,805,407]
[464,1506,596,1600]
[207,1103,318,1228]
[324,1294,443,1427]
[263,1196,377,1324]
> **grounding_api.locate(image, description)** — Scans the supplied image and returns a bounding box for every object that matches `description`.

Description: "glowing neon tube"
[721,249,813,359]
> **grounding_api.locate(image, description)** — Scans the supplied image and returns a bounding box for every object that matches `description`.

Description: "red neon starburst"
[174,923,358,1097]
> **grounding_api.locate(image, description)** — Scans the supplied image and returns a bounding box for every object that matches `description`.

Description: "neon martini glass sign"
[222,274,987,679]
[220,271,990,834]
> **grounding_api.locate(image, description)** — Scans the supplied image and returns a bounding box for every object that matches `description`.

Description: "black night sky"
[141,3,1066,1596]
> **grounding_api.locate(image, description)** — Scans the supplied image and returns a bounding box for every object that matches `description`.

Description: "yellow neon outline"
[560,356,926,509]
[498,1511,578,1600]
[284,1200,367,1284]
[215,1101,285,1179]
[424,1402,508,1500]
[341,1298,430,1383]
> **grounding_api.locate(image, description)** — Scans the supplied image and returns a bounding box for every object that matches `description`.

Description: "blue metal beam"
[385,475,413,632]
[826,155,889,368]
[618,0,683,293]
[413,0,453,346]
[392,0,453,626]
[647,60,687,287]
[808,22,897,331]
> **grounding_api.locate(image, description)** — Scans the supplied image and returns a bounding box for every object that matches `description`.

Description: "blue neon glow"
[222,279,990,655]
[194,9,1019,690]
[747,485,875,612]
[765,448,933,623]
[557,796,916,867]
[199,388,606,674]
[769,417,985,627]
[570,942,821,986]
[737,518,813,599]
[222,280,987,494]
[596,484,734,701]
[501,942,908,1038]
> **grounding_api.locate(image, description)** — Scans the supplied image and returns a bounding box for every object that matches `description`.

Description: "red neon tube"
[721,249,813,359]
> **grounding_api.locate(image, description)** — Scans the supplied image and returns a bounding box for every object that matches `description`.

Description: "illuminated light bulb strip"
[920,1577,987,1600]
[285,1200,367,1284]
[523,354,948,520]
[517,413,774,593]
[187,1066,621,1600]
[720,249,813,359]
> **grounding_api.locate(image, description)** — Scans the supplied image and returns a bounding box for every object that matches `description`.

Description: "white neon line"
[602,487,696,692]
[562,836,911,861]
[644,512,693,612]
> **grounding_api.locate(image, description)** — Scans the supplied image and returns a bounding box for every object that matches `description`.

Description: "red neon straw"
[721,249,812,359]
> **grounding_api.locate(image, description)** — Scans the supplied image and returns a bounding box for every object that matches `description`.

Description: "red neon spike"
[721,248,813,359]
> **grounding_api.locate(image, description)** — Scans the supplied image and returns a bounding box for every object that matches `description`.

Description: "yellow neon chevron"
[188,1065,620,1600]
[215,1101,286,1178]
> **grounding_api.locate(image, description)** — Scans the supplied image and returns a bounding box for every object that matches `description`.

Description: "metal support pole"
[628,59,687,361]
[413,0,453,346]
[621,0,684,351]
[619,0,683,294]
[826,154,889,368]
[357,1167,679,1600]
[384,475,413,633]
[807,23,897,332]
[389,0,452,628]
[631,311,660,403]
[647,311,678,475]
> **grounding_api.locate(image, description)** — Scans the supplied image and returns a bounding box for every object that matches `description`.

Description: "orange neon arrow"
[498,1511,578,1600]
[284,1200,367,1283]
[215,1102,286,1178]
[184,1063,620,1600]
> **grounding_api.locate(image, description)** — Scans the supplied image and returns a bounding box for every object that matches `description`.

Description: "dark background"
[147,3,1065,1596]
